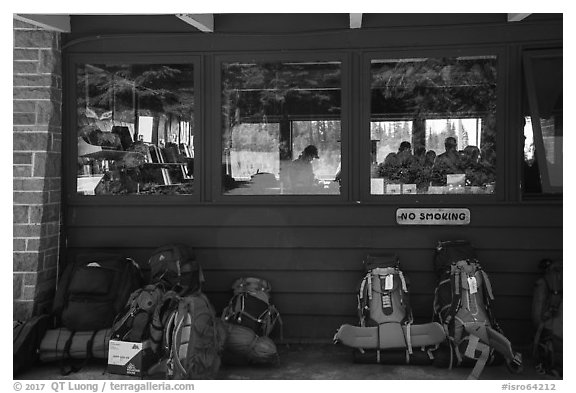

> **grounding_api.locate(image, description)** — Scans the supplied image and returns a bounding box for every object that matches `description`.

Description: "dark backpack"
[13,314,52,377]
[531,259,562,377]
[111,283,166,344]
[433,240,523,379]
[221,277,282,338]
[52,253,143,331]
[148,291,226,379]
[148,244,204,295]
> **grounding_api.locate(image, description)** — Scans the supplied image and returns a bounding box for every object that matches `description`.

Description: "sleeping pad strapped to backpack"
[432,240,523,379]
[334,254,446,364]
[220,277,283,365]
[531,258,562,377]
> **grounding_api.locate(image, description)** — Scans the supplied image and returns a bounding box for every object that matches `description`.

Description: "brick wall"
[13,19,62,320]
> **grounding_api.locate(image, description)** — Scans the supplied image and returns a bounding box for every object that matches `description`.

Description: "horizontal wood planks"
[65,203,562,347]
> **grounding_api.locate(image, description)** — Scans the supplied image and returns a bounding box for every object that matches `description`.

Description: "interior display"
[76,63,196,195]
[370,56,498,195]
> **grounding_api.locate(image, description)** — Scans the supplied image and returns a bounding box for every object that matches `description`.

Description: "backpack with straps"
[13,315,52,377]
[358,254,412,327]
[531,258,562,377]
[52,253,143,332]
[148,291,226,380]
[148,243,204,295]
[334,254,446,364]
[221,277,283,338]
[111,283,166,345]
[432,240,523,379]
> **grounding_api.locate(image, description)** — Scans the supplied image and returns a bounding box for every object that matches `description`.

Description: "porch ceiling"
[14,13,537,35]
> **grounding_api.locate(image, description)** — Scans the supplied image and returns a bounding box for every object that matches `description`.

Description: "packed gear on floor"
[531,258,562,377]
[432,240,523,379]
[334,254,446,365]
[220,277,283,365]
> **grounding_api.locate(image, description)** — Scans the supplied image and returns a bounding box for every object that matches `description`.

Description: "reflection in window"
[522,50,562,194]
[221,61,342,195]
[76,64,195,195]
[370,56,497,195]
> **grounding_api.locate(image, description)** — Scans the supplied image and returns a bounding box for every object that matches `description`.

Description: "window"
[369,56,498,195]
[76,63,196,195]
[522,49,562,195]
[221,60,342,195]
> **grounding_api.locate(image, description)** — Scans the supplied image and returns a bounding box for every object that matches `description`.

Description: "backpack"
[432,240,523,379]
[13,314,52,377]
[358,254,412,327]
[148,244,204,295]
[531,258,562,377]
[148,291,226,379]
[221,277,282,338]
[334,254,446,365]
[111,283,166,344]
[52,253,143,331]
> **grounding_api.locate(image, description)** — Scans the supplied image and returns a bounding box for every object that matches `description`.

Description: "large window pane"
[221,61,342,195]
[76,64,195,195]
[522,51,562,194]
[370,56,497,195]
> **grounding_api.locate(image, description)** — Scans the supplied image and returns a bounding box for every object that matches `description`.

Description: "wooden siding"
[65,203,562,346]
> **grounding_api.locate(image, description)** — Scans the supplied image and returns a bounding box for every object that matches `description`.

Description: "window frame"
[212,51,351,204]
[65,53,203,204]
[360,47,507,203]
[522,48,563,195]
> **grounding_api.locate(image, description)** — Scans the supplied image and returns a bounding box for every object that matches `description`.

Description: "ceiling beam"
[349,13,362,29]
[507,13,532,22]
[176,14,214,32]
[14,14,71,33]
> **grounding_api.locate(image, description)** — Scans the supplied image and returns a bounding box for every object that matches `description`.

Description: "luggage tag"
[467,276,478,294]
[384,274,394,290]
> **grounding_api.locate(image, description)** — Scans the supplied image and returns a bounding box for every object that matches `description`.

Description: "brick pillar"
[13,19,62,321]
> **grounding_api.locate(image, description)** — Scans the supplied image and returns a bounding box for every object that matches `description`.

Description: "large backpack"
[432,240,523,379]
[220,277,282,365]
[111,283,166,344]
[148,244,204,295]
[334,254,446,364]
[531,258,562,377]
[358,254,412,327]
[52,253,143,331]
[148,291,226,379]
[13,315,52,377]
[221,277,282,338]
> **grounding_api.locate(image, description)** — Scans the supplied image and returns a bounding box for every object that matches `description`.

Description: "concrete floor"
[17,344,557,381]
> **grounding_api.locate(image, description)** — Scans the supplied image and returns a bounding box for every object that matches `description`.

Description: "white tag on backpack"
[384,274,394,290]
[467,276,478,294]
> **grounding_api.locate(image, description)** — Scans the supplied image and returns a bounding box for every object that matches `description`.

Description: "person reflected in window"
[379,141,417,184]
[461,145,483,186]
[284,145,321,193]
[432,136,463,185]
